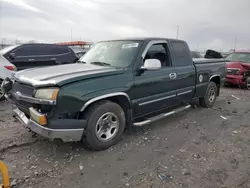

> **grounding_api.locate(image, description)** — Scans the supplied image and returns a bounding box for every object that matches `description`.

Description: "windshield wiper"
[90,61,111,66]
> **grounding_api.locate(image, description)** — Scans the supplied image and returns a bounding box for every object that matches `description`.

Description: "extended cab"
[3,38,226,150]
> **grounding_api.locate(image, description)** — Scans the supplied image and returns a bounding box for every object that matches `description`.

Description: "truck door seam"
[177,90,192,96]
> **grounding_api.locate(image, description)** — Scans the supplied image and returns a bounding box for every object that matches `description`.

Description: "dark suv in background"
[1,43,78,71]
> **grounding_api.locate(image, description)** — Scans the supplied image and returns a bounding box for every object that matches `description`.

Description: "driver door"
[132,40,180,117]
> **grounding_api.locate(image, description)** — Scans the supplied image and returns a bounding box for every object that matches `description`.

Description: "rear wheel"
[199,82,217,108]
[82,100,126,151]
[0,79,5,101]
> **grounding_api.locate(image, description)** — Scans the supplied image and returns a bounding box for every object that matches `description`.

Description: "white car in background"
[0,46,18,100]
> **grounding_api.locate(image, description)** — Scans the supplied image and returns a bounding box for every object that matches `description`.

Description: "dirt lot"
[0,88,250,188]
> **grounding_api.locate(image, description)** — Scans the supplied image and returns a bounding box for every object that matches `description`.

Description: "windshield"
[226,52,250,63]
[78,40,142,67]
[0,45,20,55]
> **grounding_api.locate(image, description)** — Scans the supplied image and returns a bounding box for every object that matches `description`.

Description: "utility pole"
[70,28,72,42]
[176,25,179,39]
[233,36,237,51]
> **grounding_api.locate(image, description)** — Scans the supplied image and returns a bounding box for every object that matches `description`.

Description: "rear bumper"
[225,75,245,86]
[13,107,85,142]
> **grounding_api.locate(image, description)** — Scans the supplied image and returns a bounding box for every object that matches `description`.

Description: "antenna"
[233,36,237,51]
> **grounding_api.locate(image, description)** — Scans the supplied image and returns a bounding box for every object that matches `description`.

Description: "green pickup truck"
[3,38,226,150]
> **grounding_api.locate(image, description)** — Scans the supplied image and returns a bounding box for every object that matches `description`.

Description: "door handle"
[169,73,177,79]
[29,59,35,61]
[51,58,56,60]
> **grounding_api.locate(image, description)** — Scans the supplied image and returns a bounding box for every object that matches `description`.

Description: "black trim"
[48,118,87,129]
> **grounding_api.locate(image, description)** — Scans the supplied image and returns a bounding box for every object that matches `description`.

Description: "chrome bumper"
[13,107,84,142]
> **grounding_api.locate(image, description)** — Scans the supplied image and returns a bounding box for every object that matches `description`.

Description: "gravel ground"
[0,88,250,188]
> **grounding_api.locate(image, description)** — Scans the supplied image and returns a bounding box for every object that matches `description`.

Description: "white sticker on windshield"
[122,43,139,48]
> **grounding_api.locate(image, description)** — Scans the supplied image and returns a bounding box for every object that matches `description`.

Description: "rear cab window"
[170,41,193,67]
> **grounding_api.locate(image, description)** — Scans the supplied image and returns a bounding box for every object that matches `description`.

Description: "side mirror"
[141,59,161,71]
[9,53,16,59]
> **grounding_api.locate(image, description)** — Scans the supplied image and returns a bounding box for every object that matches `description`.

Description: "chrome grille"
[12,82,34,96]
[12,82,35,116]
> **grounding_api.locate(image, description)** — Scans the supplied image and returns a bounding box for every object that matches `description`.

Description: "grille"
[12,82,35,116]
[12,82,34,96]
[227,68,240,75]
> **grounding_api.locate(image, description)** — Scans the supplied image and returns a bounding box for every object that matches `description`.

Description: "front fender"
[54,87,131,117]
[80,88,131,112]
[53,70,134,117]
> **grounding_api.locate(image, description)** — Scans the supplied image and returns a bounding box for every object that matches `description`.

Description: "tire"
[246,77,250,90]
[199,82,217,108]
[0,79,6,101]
[82,100,126,151]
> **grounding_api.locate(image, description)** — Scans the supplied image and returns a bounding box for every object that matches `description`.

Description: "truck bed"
[193,58,226,99]
[193,58,227,64]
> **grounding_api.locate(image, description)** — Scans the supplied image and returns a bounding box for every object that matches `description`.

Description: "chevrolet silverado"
[2,38,226,150]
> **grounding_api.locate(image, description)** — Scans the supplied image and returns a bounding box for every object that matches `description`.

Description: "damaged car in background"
[2,38,226,151]
[225,51,250,89]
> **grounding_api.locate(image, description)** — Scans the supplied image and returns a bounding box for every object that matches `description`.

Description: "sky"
[0,0,250,51]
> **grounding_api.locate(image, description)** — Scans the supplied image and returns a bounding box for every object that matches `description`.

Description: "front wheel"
[82,101,126,151]
[199,82,217,108]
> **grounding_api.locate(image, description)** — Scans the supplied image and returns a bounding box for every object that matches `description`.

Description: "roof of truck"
[100,37,185,42]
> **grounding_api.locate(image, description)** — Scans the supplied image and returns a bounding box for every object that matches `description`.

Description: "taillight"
[4,65,17,71]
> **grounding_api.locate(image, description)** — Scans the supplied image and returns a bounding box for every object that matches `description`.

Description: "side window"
[144,43,171,67]
[14,46,35,56]
[171,42,192,66]
[32,46,67,56]
[50,46,70,55]
[29,46,50,56]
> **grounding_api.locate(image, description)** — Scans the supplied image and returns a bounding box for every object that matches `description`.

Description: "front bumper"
[225,75,245,86]
[13,107,85,142]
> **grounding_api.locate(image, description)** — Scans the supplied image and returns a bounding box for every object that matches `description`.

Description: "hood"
[226,61,250,70]
[13,63,124,87]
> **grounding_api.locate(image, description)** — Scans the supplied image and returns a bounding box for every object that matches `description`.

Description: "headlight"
[35,88,59,100]
[227,68,240,75]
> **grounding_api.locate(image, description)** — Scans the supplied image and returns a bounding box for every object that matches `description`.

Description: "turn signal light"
[29,108,47,126]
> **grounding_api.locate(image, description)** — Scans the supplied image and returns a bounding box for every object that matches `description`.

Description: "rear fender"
[209,74,221,96]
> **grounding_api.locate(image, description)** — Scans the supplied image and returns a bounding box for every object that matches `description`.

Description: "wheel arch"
[209,74,220,96]
[80,92,132,128]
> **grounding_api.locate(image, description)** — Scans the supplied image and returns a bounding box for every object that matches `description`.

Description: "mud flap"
[0,161,10,188]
